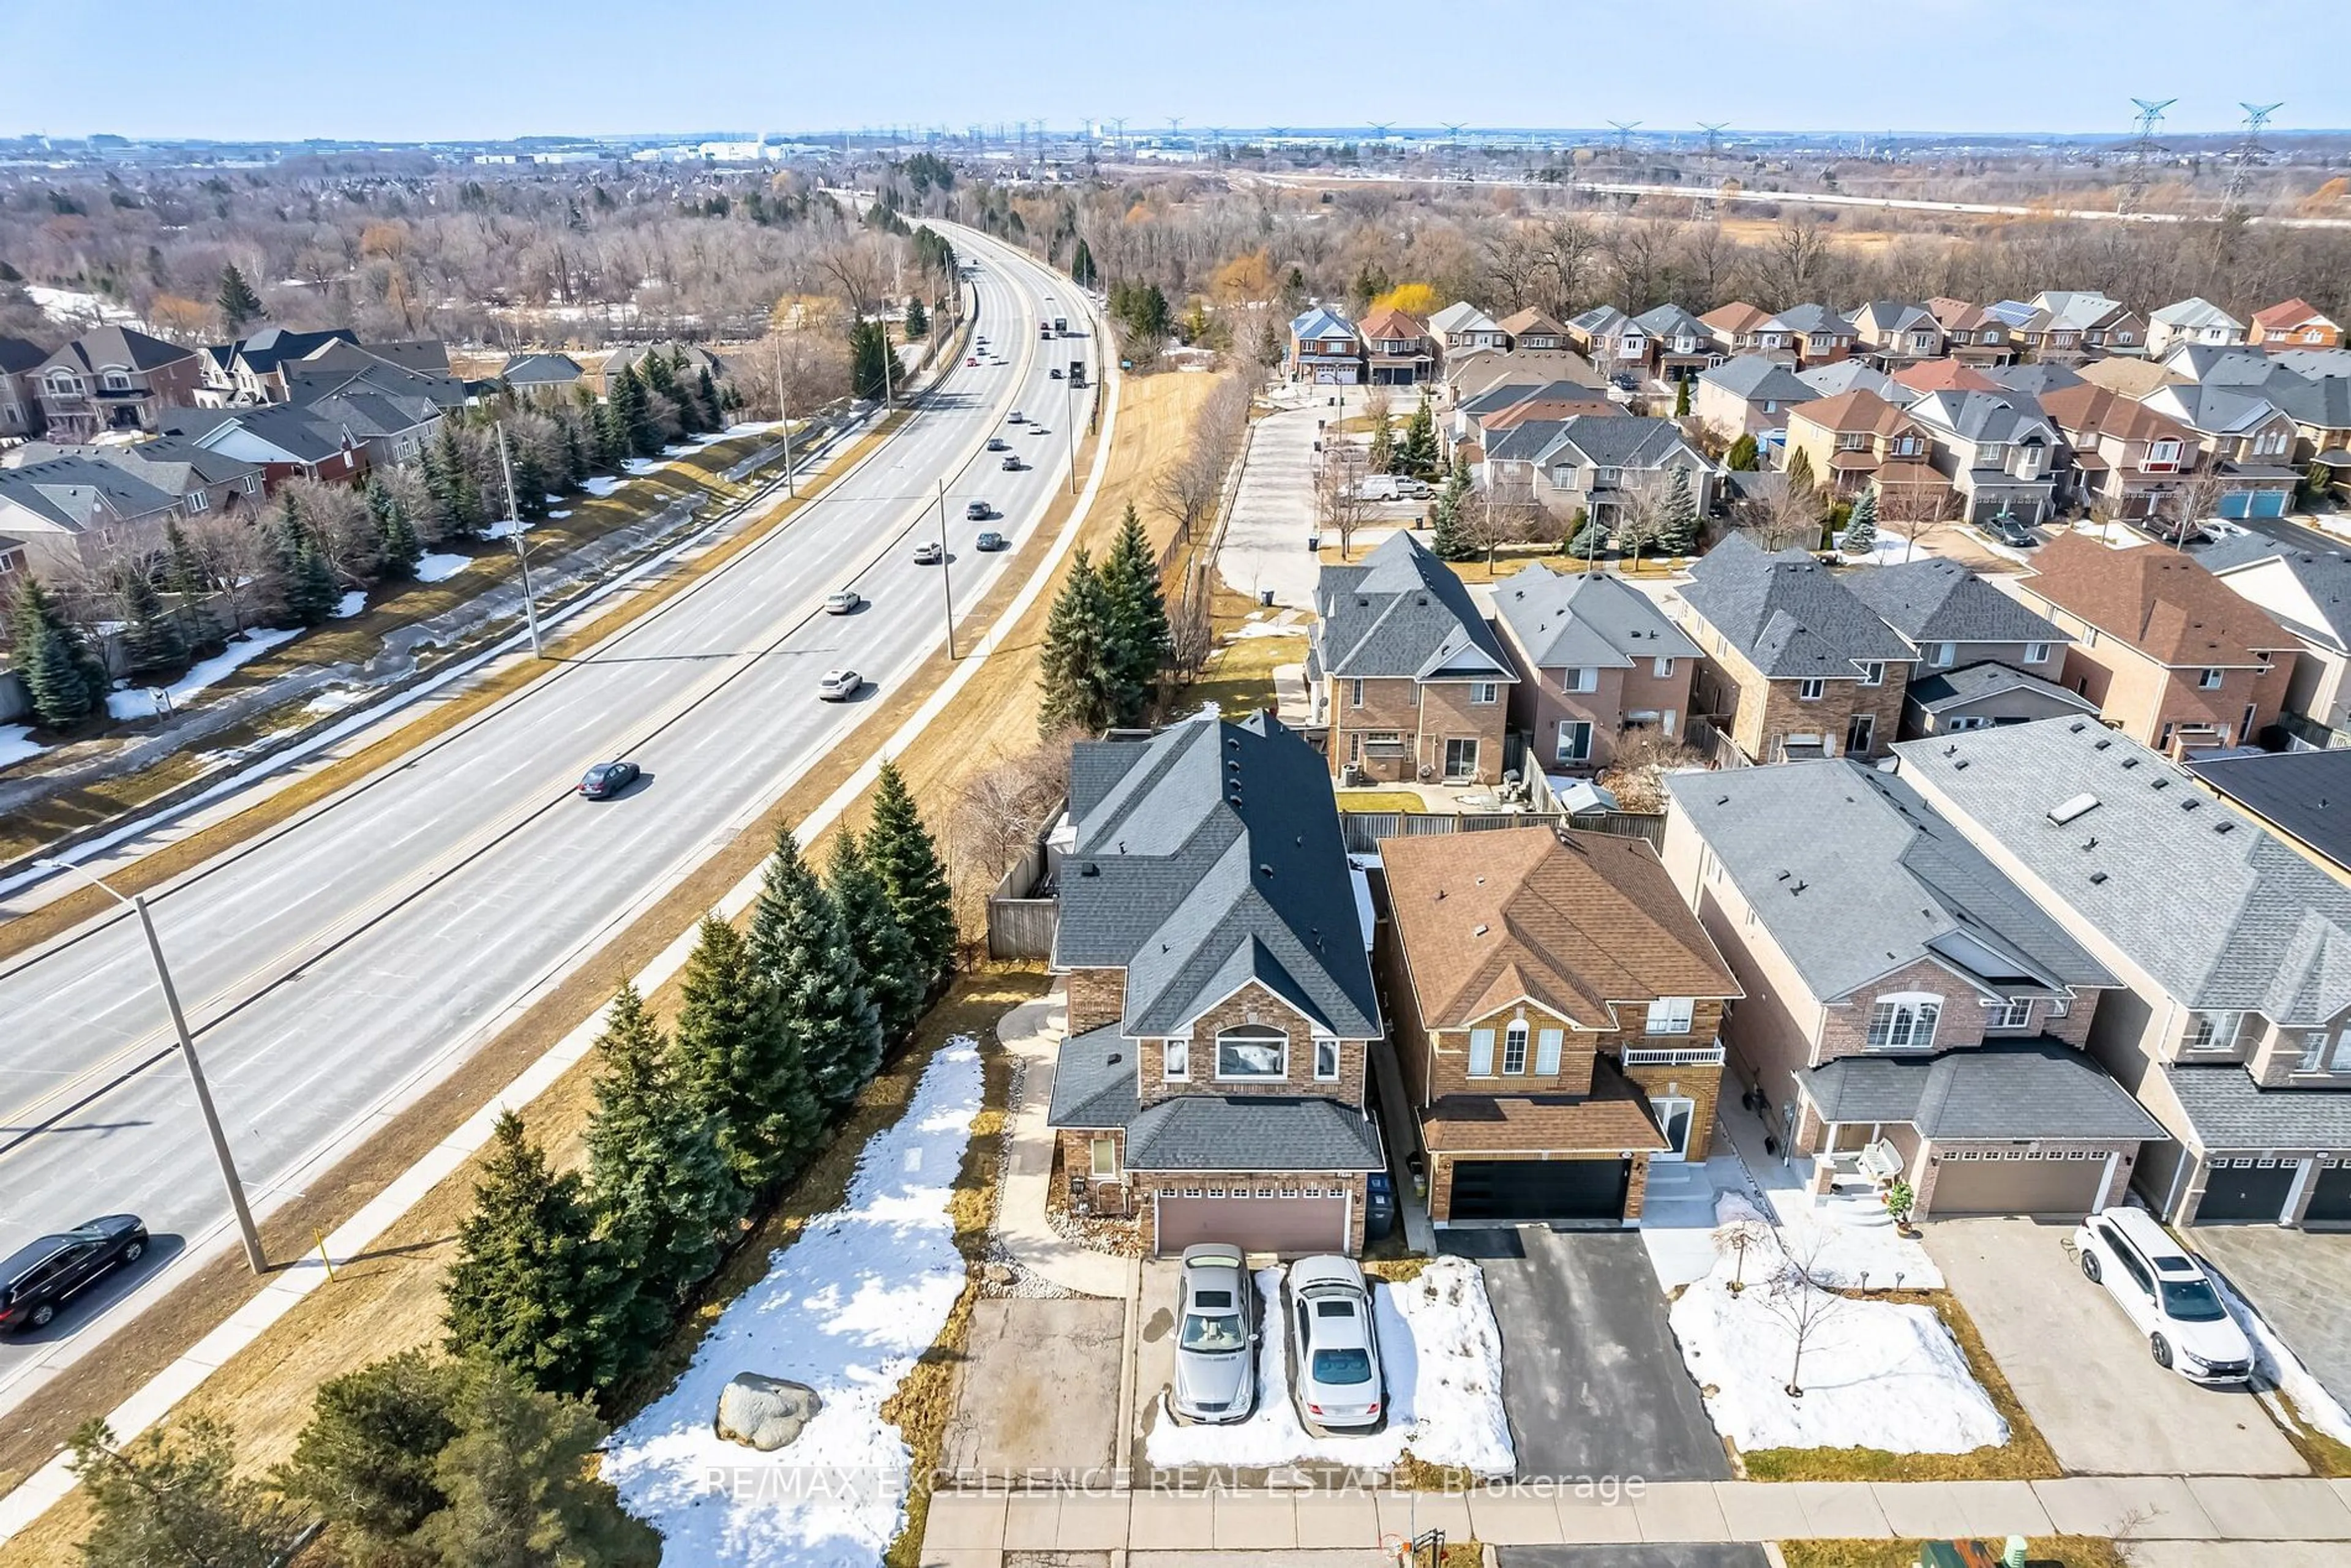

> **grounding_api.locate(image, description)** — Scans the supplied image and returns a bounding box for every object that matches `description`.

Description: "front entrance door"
[1651,1096,1695,1162]
[1444,737,1479,780]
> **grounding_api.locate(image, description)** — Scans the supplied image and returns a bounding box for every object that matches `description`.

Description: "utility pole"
[880,314,895,406]
[495,424,542,656]
[1067,377,1079,494]
[936,479,958,658]
[39,860,265,1274]
[772,355,795,497]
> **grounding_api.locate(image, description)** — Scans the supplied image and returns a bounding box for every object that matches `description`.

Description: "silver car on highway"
[1170,1244,1257,1424]
[1288,1255,1384,1433]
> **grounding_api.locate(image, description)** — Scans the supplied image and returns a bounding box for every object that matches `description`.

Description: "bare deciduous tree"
[950,731,1079,893]
[2158,465,2232,547]
[1881,483,1963,561]
[1318,443,1374,561]
[1753,1227,1854,1399]
[1733,472,1827,552]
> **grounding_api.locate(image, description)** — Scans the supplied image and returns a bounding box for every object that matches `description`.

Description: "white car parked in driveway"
[2073,1206,2254,1385]
[1286,1255,1384,1433]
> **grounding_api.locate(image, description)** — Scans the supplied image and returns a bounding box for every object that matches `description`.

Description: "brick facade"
[1327,673,1510,784]
[1621,1062,1723,1162]
[1690,618,1909,762]
[1065,967,1126,1033]
[1139,980,1371,1111]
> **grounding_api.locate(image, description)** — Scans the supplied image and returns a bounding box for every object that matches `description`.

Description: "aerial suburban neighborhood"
[5,9,2351,1568]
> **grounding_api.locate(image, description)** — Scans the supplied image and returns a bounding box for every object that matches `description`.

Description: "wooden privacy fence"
[1337,809,1664,856]
[984,839,1059,961]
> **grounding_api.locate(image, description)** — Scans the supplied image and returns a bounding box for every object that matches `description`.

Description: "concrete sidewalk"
[918,1474,2351,1564]
[994,992,1136,1299]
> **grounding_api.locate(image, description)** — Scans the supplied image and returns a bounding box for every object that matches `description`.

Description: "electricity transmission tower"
[2219,101,2284,218]
[1441,122,1466,179]
[2116,97,2176,216]
[1608,120,1641,154]
[1699,122,1730,158]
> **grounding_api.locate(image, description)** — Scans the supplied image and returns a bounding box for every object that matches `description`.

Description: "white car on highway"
[823,590,861,615]
[816,669,863,702]
[2073,1206,2253,1385]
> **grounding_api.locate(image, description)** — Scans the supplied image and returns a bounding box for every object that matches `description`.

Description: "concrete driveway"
[1217,387,1359,609]
[2189,1226,2351,1412]
[942,1297,1124,1481]
[1925,1218,2305,1476]
[1469,1229,1729,1482]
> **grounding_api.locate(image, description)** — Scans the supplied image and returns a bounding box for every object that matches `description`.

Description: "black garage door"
[2304,1162,2351,1226]
[2197,1158,2298,1223]
[1448,1158,1630,1223]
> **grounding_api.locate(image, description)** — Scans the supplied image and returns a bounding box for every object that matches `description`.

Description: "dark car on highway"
[577,761,640,799]
[0,1215,148,1333]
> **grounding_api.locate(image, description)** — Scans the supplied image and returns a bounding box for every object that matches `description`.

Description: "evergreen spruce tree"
[441,1111,629,1400]
[1367,410,1396,475]
[1567,513,1608,560]
[828,830,924,1047]
[904,296,929,339]
[12,577,102,728]
[1037,549,1130,737]
[1674,377,1693,418]
[612,362,662,457]
[864,760,958,991]
[119,569,187,679]
[216,263,263,333]
[1842,487,1879,555]
[1430,467,1475,561]
[286,539,340,626]
[511,445,552,522]
[592,400,629,471]
[428,424,485,536]
[585,983,741,1338]
[638,348,679,405]
[73,1416,304,1568]
[749,827,882,1113]
[1097,503,1171,721]
[674,915,822,1195]
[1726,433,1760,472]
[369,478,424,576]
[1070,238,1095,288]
[563,419,590,487]
[279,1350,463,1545]
[694,367,722,433]
[849,320,893,402]
[163,520,225,656]
[1659,468,1700,556]
[1401,391,1439,478]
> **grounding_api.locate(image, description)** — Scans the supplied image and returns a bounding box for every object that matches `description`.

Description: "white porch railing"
[1621,1041,1727,1068]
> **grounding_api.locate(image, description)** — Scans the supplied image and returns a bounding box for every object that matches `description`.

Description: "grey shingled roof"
[2267,375,2351,432]
[1700,356,1817,403]
[1054,711,1381,1041]
[1490,563,1700,670]
[1123,1096,1385,1172]
[1632,303,1706,340]
[1895,719,2351,1026]
[1911,389,2056,446]
[1797,361,1900,399]
[500,351,584,386]
[1843,558,2069,647]
[1547,415,1704,470]
[2184,748,2351,872]
[1483,418,1573,463]
[0,337,49,375]
[1903,661,2098,717]
[1663,758,2117,1003]
[2208,547,2351,649]
[1314,531,1515,681]
[1807,1040,2164,1140]
[1048,1022,1142,1128]
[1679,532,1913,678]
[1773,303,1853,336]
[1985,364,2085,396]
[2164,1066,2351,1150]
[39,324,197,376]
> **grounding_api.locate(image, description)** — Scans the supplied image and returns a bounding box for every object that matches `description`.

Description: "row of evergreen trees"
[1036,504,1172,737]
[1367,392,1441,480]
[441,765,956,1401]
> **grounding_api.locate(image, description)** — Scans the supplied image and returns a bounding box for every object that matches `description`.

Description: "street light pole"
[880,314,895,406]
[1066,375,1079,496]
[38,860,265,1274]
[495,424,542,658]
[773,358,795,498]
[937,479,957,659]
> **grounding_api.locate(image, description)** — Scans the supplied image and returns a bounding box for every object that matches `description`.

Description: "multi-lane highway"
[0,225,1095,1406]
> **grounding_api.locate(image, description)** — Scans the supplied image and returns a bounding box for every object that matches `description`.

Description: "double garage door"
[2218,490,2291,519]
[1154,1190,1349,1257]
[1929,1149,2109,1218]
[1447,1157,1630,1224]
[2197,1157,2306,1223]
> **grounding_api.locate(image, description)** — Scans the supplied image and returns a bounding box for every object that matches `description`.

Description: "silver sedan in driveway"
[1288,1255,1384,1433]
[1171,1244,1258,1424]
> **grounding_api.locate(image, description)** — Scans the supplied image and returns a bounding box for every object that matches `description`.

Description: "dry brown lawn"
[1781,1540,2125,1568]
[0,367,1212,1567]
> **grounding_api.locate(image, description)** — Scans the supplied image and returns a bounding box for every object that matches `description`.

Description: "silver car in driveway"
[1170,1244,1257,1424]
[1288,1255,1384,1433]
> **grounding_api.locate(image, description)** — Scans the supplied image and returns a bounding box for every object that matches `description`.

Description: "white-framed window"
[1163,1038,1190,1081]
[2199,667,2224,690]
[1215,1026,1286,1081]
[1859,661,1885,686]
[1559,667,1597,693]
[1314,1038,1340,1081]
[1468,1027,1496,1076]
[1647,997,1695,1035]
[2184,1011,2241,1051]
[2147,440,2180,471]
[1594,467,1621,486]
[2300,1032,2328,1072]
[1990,997,2033,1030]
[1867,994,1943,1051]
[1351,678,1365,708]
[1502,1021,1529,1075]
[1471,681,1499,705]
[1535,1027,1564,1075]
[1932,642,1956,668]
[1799,677,1826,700]
[1555,720,1593,763]
[1089,1135,1120,1178]
[1654,656,1676,677]
[2025,642,2051,665]
[2257,430,2288,456]
[102,371,130,391]
[184,489,209,514]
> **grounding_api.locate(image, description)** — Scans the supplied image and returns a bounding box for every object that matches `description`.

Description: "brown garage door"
[1930,1149,2108,1218]
[1154,1191,1349,1256]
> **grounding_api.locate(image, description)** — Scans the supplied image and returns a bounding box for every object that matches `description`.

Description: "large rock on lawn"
[715,1373,822,1451]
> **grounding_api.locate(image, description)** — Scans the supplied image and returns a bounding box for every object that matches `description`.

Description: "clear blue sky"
[7,0,2346,141]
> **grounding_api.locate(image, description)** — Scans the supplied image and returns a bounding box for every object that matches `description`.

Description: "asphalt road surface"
[0,225,1095,1410]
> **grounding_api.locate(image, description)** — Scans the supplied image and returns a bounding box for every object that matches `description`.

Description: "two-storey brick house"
[1310,531,1517,784]
[1357,304,1433,385]
[1663,759,2159,1220]
[1045,711,1387,1255]
[1839,557,2083,738]
[1379,825,1741,1225]
[1678,533,1914,763]
[1490,564,1701,771]
[1288,305,1363,384]
[33,326,206,441]
[1783,388,1946,506]
[2037,382,2202,522]
[2247,299,2344,350]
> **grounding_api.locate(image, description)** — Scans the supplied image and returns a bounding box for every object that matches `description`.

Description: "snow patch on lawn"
[607,1037,983,1567]
[1727,1187,1942,1292]
[414,553,471,583]
[2209,1268,2351,1447]
[1142,1258,1512,1476]
[482,517,522,540]
[334,589,367,618]
[1670,1260,2006,1455]
[0,724,43,769]
[106,627,302,719]
[622,457,661,476]
[548,509,572,519]
[583,475,626,497]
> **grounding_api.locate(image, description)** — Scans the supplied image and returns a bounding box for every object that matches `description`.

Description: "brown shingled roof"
[2038,382,2195,446]
[1892,359,1998,394]
[1357,306,1430,342]
[1700,302,1772,336]
[1498,307,1569,338]
[2251,298,2330,332]
[1382,826,1740,1032]
[1419,1062,1671,1153]
[2022,531,2299,665]
[1791,387,1916,438]
[2075,358,2180,400]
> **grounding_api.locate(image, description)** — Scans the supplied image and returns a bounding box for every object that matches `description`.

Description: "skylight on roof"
[2047,793,2100,826]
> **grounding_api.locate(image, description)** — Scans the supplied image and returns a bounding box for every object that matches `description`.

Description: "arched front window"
[1215,1024,1287,1081]
[1867,994,1943,1051]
